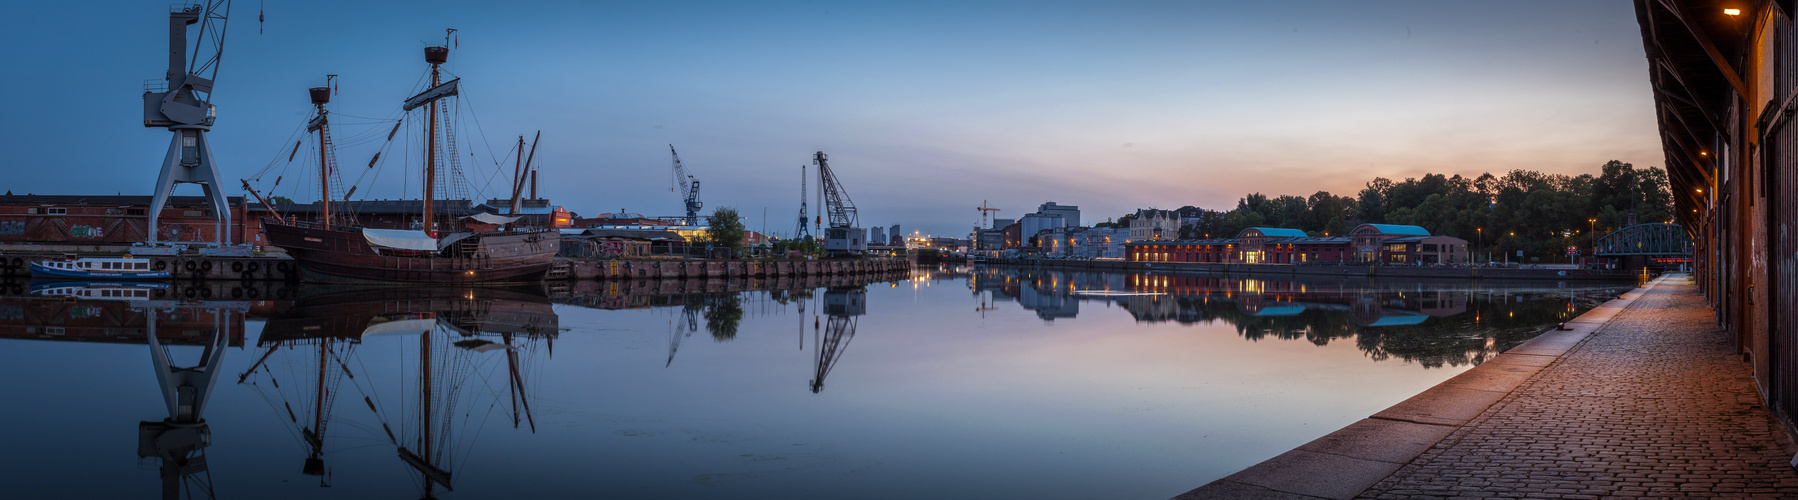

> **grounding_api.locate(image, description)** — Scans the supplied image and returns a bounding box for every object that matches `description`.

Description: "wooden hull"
[262,220,559,284]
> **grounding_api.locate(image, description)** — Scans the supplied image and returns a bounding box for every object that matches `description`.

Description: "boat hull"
[262,220,558,284]
[29,262,171,280]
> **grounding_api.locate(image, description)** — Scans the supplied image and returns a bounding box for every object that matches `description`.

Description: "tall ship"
[259,36,558,283]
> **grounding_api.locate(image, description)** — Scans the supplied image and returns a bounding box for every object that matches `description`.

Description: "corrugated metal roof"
[1358,224,1430,236]
[1244,227,1308,238]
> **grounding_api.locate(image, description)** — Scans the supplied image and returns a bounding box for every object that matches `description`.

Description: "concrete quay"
[1176,274,1798,499]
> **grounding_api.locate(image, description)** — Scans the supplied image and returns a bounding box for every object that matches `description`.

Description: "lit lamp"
[1725,8,1741,15]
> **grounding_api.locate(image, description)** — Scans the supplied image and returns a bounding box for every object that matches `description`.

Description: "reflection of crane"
[668,300,700,367]
[137,301,243,500]
[670,145,702,226]
[145,1,234,247]
[810,287,865,393]
[794,164,811,241]
[977,200,1001,229]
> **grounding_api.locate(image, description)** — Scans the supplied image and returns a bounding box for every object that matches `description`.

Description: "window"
[106,208,124,215]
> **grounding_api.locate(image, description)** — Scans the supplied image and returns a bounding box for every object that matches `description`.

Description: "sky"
[0,1,1660,239]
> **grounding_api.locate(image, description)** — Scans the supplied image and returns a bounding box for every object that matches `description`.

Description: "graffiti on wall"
[69,225,105,239]
[0,221,22,237]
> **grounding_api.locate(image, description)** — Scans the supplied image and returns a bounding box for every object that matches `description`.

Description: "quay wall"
[0,249,910,282]
[984,258,1640,281]
[548,257,911,280]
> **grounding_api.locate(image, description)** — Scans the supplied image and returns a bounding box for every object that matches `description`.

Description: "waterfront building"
[477,198,571,228]
[1020,212,1066,245]
[889,224,901,246]
[1123,226,1360,264]
[0,194,252,246]
[1000,222,1022,249]
[1069,227,1125,258]
[869,226,886,247]
[1127,209,1180,242]
[1036,202,1080,228]
[1349,224,1468,264]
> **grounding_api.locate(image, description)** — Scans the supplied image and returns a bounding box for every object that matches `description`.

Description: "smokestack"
[531,171,538,199]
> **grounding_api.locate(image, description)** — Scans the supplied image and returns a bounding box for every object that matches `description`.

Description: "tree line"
[1109,160,1672,263]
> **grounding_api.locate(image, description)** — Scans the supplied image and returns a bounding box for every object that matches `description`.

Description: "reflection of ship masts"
[810,314,857,393]
[505,333,536,432]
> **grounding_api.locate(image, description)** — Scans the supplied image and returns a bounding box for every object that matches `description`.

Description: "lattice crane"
[669,145,702,226]
[794,164,811,241]
[978,200,1001,229]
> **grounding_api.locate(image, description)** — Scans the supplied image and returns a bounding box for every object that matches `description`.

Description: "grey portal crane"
[669,145,702,226]
[145,1,234,248]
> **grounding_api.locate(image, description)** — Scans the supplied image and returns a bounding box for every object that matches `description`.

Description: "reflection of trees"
[974,267,1628,369]
[1164,291,1615,368]
[704,294,745,341]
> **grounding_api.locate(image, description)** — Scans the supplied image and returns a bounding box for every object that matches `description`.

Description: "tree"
[268,195,295,205]
[706,206,746,249]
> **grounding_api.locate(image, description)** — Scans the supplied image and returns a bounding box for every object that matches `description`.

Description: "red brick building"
[0,194,249,245]
[1124,227,1352,264]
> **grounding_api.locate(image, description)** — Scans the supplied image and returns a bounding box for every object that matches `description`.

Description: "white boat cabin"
[39,257,155,273]
[36,286,155,300]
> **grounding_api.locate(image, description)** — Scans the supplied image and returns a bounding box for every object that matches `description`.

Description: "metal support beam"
[1655,0,1752,100]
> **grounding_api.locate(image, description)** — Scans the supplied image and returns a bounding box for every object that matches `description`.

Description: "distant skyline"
[1,1,1658,238]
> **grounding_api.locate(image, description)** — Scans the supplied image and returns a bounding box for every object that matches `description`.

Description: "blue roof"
[1243,227,1308,238]
[1359,224,1430,236]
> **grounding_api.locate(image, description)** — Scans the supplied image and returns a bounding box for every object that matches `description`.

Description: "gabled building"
[1349,224,1468,264]
[1128,208,1180,242]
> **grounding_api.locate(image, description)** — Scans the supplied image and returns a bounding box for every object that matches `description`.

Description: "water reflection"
[249,286,558,498]
[0,281,249,500]
[812,286,865,393]
[0,268,1623,499]
[962,267,1629,368]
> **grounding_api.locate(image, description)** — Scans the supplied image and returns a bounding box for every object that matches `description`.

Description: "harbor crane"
[669,145,702,226]
[793,164,811,241]
[814,152,866,257]
[145,1,235,248]
[977,200,1001,228]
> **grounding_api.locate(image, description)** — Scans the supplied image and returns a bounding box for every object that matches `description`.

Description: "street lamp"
[1587,218,1596,266]
[1476,227,1482,264]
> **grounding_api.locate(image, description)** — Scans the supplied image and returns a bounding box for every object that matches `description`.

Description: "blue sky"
[0,1,1658,238]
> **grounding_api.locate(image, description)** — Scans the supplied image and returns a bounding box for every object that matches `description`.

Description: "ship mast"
[424,47,444,238]
[308,77,334,227]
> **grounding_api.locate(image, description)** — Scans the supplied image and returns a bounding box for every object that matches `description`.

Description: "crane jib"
[402,78,461,112]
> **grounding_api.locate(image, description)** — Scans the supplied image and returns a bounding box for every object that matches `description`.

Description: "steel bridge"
[1594,223,1693,257]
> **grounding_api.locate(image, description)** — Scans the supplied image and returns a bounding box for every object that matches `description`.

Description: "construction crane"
[145,1,235,248]
[794,164,811,241]
[669,145,702,226]
[977,200,1001,229]
[814,151,866,257]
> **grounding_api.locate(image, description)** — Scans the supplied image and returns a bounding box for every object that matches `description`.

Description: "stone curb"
[1170,277,1664,500]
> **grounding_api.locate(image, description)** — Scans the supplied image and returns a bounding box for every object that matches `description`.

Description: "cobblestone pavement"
[1358,276,1798,499]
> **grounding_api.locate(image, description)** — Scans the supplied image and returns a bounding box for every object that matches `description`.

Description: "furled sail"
[465,212,523,225]
[362,229,438,251]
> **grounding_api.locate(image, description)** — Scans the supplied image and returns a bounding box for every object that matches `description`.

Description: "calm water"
[0,268,1633,499]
